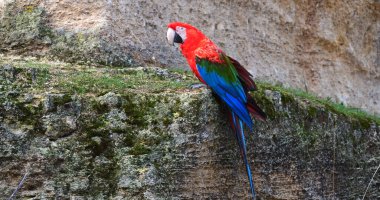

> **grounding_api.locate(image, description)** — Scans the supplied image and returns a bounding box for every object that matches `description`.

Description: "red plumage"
[168,22,223,83]
[167,22,266,121]
[167,22,266,199]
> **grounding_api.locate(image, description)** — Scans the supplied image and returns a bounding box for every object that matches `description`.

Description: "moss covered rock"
[0,59,379,199]
[0,3,134,67]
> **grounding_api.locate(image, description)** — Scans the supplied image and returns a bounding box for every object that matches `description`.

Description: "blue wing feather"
[196,62,253,129]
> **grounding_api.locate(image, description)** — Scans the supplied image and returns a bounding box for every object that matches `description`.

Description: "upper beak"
[167,28,175,46]
[167,28,183,45]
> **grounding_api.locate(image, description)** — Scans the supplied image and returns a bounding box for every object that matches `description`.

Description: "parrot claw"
[189,83,207,90]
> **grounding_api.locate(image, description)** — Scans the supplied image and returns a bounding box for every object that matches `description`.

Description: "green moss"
[256,81,380,126]
[281,92,296,105]
[351,117,371,130]
[0,3,47,49]
[89,99,109,114]
[52,94,72,106]
[326,103,377,127]
[250,90,276,119]
[50,68,195,94]
[0,2,129,67]
[56,72,129,94]
[1,57,197,95]
[87,137,110,157]
[31,68,50,88]
[80,116,115,165]
[123,94,157,127]
[1,57,378,129]
[82,115,107,137]
[162,117,172,126]
[14,101,43,127]
[123,132,137,147]
[24,60,52,69]
[167,68,187,73]
[50,32,101,65]
[128,143,151,156]
[295,125,319,147]
[81,134,119,197]
[307,106,318,117]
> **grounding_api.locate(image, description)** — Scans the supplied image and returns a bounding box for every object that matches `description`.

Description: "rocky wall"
[0,60,379,199]
[0,0,379,114]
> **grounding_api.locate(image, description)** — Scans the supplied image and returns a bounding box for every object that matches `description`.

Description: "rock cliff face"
[0,58,379,199]
[0,0,379,114]
[1,1,380,199]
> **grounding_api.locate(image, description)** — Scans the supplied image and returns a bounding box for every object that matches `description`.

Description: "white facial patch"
[176,26,187,42]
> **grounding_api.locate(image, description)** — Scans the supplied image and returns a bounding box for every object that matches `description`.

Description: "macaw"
[166,22,266,199]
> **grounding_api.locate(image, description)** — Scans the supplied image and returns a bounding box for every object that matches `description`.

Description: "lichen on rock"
[1,0,378,114]
[0,59,379,199]
[0,2,135,67]
[1,0,379,198]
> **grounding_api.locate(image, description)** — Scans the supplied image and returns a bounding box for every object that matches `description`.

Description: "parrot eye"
[175,26,187,42]
[177,26,185,31]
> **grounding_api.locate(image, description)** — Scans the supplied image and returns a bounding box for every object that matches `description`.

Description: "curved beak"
[167,28,183,46]
[167,28,176,46]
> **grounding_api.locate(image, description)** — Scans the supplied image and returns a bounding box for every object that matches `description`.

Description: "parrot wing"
[228,56,267,121]
[195,54,253,129]
[228,56,257,91]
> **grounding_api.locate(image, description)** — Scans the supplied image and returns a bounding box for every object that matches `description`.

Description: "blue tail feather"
[231,112,256,199]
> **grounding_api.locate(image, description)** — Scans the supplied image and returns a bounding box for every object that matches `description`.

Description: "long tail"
[229,111,255,199]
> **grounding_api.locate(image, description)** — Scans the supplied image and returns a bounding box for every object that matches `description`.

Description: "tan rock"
[0,0,379,114]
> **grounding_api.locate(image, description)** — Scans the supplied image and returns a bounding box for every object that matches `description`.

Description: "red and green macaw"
[167,22,266,199]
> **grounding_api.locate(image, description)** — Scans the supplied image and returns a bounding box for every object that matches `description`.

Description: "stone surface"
[0,62,379,199]
[0,0,379,115]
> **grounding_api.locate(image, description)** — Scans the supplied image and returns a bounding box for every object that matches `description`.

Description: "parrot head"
[166,22,205,46]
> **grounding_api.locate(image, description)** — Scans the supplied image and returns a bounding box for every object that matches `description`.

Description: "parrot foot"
[189,83,207,90]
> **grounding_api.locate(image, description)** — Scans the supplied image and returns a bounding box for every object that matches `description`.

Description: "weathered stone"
[0,0,378,114]
[0,62,379,199]
[98,92,122,108]
[40,95,80,139]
